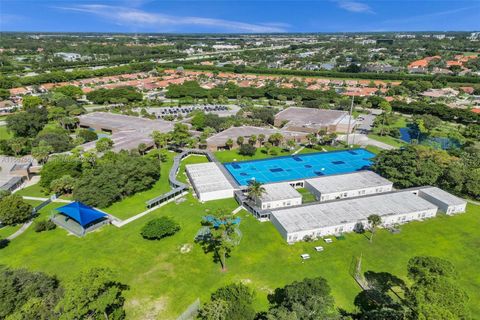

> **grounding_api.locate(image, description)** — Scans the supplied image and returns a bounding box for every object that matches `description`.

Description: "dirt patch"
[180,243,193,254]
[127,297,168,320]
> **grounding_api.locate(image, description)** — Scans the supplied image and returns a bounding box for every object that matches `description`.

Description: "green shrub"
[238,144,256,156]
[141,217,180,240]
[34,220,57,233]
[0,195,32,225]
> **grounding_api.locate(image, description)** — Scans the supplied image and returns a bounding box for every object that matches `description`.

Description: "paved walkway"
[232,206,244,215]
[337,134,395,150]
[292,146,305,155]
[112,192,188,227]
[6,221,33,241]
[22,196,72,203]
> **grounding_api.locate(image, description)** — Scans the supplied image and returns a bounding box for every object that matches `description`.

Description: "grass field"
[176,154,209,184]
[1,192,479,319]
[368,134,407,148]
[0,126,12,140]
[97,152,176,220]
[214,146,320,163]
[15,183,49,198]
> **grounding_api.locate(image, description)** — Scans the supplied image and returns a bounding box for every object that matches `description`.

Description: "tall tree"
[246,180,266,203]
[95,137,114,153]
[201,211,240,272]
[406,256,469,320]
[379,101,392,136]
[56,268,128,320]
[200,283,255,320]
[151,131,170,149]
[367,214,382,243]
[0,194,33,225]
[31,141,54,164]
[267,277,337,320]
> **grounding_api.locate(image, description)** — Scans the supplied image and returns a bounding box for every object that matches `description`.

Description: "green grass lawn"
[297,187,316,203]
[365,145,383,154]
[1,192,479,319]
[368,134,407,148]
[176,154,209,184]
[215,146,322,163]
[0,126,12,140]
[0,200,43,239]
[0,224,21,239]
[15,183,49,198]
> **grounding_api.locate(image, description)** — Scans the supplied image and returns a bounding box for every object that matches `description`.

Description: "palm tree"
[287,139,296,150]
[246,181,266,204]
[236,136,244,146]
[258,134,266,146]
[367,214,382,243]
[138,143,148,155]
[248,135,257,146]
[307,133,317,146]
[225,138,234,150]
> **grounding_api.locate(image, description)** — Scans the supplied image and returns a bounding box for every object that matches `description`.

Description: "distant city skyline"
[1,0,479,33]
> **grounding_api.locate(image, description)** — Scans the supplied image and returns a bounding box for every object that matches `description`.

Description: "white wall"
[260,197,302,210]
[198,189,234,202]
[305,183,393,202]
[418,191,467,215]
[274,207,438,243]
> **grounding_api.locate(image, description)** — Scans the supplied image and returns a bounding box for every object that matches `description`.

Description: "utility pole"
[346,95,354,147]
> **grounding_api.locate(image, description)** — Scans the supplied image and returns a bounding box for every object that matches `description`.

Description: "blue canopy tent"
[53,202,109,236]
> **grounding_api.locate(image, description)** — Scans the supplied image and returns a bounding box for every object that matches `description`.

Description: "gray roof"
[78,112,174,152]
[271,190,438,233]
[275,107,350,127]
[186,162,234,194]
[259,182,302,202]
[305,171,392,194]
[206,126,308,146]
[78,112,174,134]
[419,187,466,206]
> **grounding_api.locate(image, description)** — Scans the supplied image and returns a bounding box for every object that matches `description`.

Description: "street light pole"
[346,95,354,147]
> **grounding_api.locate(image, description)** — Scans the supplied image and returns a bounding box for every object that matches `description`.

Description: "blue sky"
[1,0,479,33]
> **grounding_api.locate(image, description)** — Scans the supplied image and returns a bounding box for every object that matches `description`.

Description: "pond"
[399,127,460,150]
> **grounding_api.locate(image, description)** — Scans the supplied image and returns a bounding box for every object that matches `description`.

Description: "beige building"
[205,126,309,151]
[77,112,174,152]
[274,107,356,134]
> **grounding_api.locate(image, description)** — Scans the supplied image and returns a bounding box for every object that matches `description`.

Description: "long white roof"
[186,162,234,194]
[419,187,466,206]
[259,182,302,202]
[271,190,437,233]
[305,171,393,194]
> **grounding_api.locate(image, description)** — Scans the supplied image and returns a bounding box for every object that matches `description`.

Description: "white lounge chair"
[314,246,324,252]
[300,254,310,260]
[324,238,333,243]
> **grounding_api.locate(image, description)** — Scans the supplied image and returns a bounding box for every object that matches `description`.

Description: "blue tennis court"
[223,149,375,186]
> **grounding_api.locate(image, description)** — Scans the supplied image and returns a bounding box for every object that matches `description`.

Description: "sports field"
[224,149,374,185]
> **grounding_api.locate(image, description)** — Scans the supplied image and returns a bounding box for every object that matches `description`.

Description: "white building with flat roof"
[418,187,467,215]
[270,190,438,243]
[255,182,302,210]
[186,162,234,202]
[305,171,393,202]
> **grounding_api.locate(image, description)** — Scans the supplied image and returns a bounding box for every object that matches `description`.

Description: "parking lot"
[138,104,241,118]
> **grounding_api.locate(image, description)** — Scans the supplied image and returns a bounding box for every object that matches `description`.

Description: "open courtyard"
[1,148,479,319]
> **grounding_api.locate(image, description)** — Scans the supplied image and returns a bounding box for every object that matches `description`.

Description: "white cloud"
[381,5,479,25]
[334,1,374,13]
[55,4,288,33]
